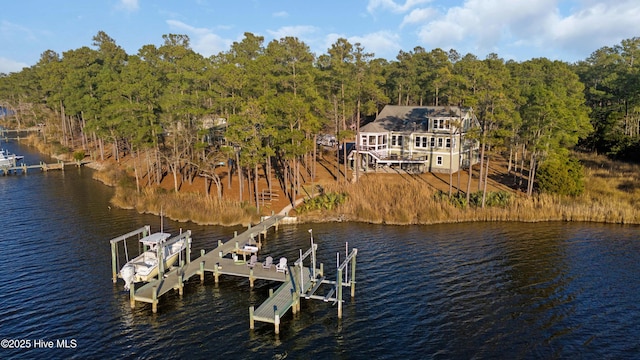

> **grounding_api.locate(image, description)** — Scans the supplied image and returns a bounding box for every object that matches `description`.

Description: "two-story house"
[351,105,480,174]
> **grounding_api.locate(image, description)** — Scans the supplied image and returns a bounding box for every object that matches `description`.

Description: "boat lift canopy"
[140,232,171,246]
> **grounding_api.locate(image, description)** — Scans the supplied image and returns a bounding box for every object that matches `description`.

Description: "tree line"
[0,31,637,208]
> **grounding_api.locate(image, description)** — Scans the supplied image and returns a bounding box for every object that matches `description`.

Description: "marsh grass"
[307,152,639,225]
[111,186,259,226]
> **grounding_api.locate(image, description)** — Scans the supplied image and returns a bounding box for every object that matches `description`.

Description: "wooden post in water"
[249,268,255,288]
[200,249,206,283]
[291,289,297,314]
[351,251,357,298]
[337,268,343,319]
[186,232,191,264]
[249,306,255,329]
[214,263,220,283]
[178,260,184,296]
[274,312,280,335]
[152,286,158,313]
[111,242,118,283]
[129,283,135,308]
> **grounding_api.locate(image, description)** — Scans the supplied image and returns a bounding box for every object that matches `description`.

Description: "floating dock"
[110,216,358,334]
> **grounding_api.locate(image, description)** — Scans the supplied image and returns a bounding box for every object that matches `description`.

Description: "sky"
[1,0,639,73]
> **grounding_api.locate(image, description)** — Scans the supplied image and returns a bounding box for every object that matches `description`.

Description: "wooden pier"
[0,160,88,175]
[111,217,358,334]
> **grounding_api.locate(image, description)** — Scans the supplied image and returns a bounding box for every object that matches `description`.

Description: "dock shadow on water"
[1,141,639,359]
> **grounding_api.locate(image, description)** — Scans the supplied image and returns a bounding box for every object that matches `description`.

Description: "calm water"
[0,141,639,359]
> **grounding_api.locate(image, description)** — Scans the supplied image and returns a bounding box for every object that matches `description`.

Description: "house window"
[422,137,427,148]
[434,119,450,130]
[438,138,443,148]
[437,156,443,165]
[446,138,451,148]
[391,135,403,146]
[430,137,435,147]
[415,136,421,147]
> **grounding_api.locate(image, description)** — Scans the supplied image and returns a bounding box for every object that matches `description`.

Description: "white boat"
[0,149,24,167]
[119,231,187,290]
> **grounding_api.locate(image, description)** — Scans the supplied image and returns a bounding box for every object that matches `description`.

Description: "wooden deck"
[131,214,286,308]
[252,266,312,323]
[114,214,358,334]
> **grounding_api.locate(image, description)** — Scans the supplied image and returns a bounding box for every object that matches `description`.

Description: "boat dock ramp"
[110,216,358,334]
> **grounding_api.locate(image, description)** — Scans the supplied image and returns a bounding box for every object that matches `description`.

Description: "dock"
[0,160,88,175]
[110,217,358,334]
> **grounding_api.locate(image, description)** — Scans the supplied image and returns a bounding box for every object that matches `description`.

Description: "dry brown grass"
[111,186,260,226]
[300,152,640,225]
[15,131,639,225]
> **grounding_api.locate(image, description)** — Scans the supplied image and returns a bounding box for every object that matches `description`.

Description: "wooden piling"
[152,286,158,313]
[291,289,297,314]
[178,261,184,296]
[351,252,357,298]
[111,242,118,283]
[337,268,343,319]
[129,283,135,308]
[249,306,255,329]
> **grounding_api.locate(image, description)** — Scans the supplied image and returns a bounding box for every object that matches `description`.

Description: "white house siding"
[357,105,480,174]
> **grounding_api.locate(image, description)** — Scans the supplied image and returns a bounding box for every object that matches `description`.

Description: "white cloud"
[349,31,402,58]
[0,57,28,74]
[367,0,432,14]
[266,25,319,40]
[323,31,402,59]
[273,11,289,18]
[166,20,231,57]
[405,0,640,61]
[551,1,640,57]
[118,0,139,12]
[400,7,438,28]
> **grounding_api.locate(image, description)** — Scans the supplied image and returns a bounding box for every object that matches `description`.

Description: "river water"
[0,141,639,359]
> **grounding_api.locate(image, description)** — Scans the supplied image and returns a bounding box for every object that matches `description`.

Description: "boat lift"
[109,226,192,284]
[292,229,358,319]
[250,229,358,334]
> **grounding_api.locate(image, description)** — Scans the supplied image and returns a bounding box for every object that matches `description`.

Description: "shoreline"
[10,132,640,227]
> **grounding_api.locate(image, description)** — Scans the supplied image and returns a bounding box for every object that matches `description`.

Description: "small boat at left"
[0,149,24,167]
[109,225,190,290]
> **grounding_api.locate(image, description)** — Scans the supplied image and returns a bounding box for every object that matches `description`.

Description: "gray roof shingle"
[361,105,471,133]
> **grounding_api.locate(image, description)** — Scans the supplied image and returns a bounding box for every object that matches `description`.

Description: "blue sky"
[1,0,639,73]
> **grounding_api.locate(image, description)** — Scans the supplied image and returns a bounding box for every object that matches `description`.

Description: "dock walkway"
[130,215,286,311]
[114,215,358,334]
[0,160,90,175]
[252,266,312,324]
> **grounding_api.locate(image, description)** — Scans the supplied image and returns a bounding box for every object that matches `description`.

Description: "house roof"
[361,105,473,133]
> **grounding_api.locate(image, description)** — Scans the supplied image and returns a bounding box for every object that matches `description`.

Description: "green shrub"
[73,150,85,161]
[536,155,585,196]
[297,192,348,212]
